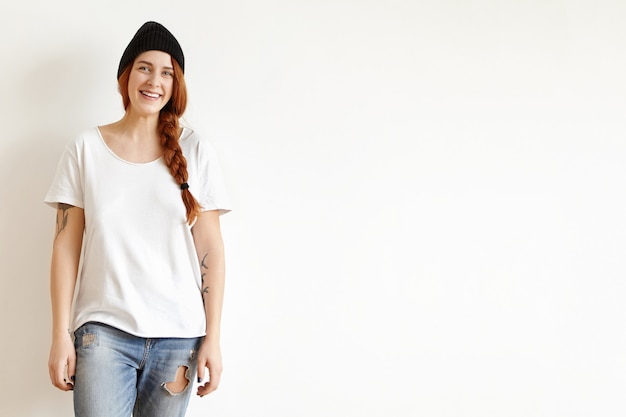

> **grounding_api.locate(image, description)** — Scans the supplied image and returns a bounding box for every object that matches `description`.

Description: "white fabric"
[45,127,230,338]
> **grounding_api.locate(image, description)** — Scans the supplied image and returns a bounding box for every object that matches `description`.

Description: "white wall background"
[1,1,625,416]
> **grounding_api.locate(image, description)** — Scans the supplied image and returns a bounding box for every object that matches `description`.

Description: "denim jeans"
[73,322,202,417]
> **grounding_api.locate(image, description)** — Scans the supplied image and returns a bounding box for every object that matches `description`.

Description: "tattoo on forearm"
[55,203,73,238]
[200,253,209,301]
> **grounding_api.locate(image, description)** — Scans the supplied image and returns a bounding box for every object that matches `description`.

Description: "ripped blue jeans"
[73,322,202,417]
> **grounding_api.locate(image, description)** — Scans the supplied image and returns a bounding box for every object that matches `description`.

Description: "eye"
[163,70,173,77]
[138,66,150,72]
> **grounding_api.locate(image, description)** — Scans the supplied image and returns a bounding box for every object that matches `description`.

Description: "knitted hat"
[117,21,184,79]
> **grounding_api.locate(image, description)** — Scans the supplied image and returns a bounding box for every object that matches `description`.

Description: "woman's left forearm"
[192,210,226,341]
[199,245,225,341]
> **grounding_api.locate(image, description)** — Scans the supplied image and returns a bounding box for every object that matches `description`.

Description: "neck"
[115,109,161,143]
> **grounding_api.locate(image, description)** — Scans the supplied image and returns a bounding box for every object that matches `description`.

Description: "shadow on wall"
[0,48,113,417]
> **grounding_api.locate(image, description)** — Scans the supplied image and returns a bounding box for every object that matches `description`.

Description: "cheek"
[127,75,142,91]
[164,82,175,99]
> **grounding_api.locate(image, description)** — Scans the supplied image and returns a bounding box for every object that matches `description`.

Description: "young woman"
[45,21,230,417]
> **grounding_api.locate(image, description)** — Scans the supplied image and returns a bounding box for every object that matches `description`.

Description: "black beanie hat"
[117,21,185,79]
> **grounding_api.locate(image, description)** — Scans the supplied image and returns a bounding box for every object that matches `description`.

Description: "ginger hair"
[118,60,201,224]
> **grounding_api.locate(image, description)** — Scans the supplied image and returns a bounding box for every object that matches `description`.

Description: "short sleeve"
[193,136,231,215]
[44,139,84,209]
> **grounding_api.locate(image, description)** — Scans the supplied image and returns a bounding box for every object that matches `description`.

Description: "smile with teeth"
[141,91,161,99]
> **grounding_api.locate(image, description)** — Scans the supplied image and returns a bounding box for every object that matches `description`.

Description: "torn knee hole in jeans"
[162,365,190,395]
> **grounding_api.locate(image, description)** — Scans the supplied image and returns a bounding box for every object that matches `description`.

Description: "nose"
[147,73,160,87]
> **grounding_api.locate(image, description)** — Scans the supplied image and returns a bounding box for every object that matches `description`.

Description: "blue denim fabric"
[73,322,202,417]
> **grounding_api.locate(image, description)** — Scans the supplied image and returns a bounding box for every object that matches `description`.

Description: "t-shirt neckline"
[95,126,187,166]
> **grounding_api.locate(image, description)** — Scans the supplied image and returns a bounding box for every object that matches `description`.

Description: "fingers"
[63,364,75,390]
[48,341,76,392]
[196,361,222,397]
[48,361,63,390]
[49,361,74,391]
[196,377,220,397]
[197,361,205,383]
[67,355,76,386]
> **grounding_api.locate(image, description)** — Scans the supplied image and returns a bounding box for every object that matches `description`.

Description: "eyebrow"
[136,60,174,70]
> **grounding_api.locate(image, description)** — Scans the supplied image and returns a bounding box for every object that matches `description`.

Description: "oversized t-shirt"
[45,126,230,338]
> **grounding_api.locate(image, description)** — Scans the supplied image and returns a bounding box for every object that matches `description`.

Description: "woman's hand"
[48,333,76,391]
[196,338,222,397]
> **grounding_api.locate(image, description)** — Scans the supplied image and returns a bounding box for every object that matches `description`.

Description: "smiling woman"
[44,21,231,417]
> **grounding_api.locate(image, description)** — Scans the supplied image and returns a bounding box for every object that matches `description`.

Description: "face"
[126,50,175,116]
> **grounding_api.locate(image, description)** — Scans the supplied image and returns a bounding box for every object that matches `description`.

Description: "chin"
[130,102,165,116]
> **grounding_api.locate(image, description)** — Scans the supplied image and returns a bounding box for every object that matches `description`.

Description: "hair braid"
[159,110,201,224]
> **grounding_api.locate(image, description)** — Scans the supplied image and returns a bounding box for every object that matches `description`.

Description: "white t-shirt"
[45,126,230,338]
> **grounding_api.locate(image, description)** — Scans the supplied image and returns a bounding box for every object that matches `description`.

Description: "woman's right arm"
[48,203,84,391]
